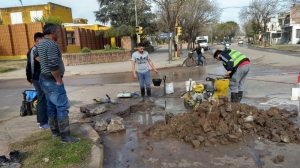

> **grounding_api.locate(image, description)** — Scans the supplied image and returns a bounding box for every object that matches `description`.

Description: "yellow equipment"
[183,77,230,109]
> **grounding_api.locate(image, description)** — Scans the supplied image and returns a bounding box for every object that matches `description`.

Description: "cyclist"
[192,44,204,66]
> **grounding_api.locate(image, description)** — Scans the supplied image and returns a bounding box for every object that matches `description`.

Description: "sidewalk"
[0,47,186,79]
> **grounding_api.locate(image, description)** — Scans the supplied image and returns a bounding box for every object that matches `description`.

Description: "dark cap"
[213,50,223,58]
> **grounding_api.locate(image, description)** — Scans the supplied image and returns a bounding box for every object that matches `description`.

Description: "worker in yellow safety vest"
[213,49,250,103]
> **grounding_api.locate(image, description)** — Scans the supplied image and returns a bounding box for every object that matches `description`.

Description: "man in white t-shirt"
[131,43,158,102]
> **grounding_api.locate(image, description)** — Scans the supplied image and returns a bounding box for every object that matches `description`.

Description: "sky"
[0,0,251,25]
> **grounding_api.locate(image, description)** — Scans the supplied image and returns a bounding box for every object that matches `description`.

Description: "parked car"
[238,39,243,44]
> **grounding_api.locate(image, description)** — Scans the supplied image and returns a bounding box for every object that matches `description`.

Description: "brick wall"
[26,22,44,48]
[91,30,96,50]
[63,51,132,66]
[121,36,133,51]
[0,25,14,56]
[11,24,30,55]
[80,28,88,48]
[55,25,67,53]
[74,28,82,46]
[86,29,92,49]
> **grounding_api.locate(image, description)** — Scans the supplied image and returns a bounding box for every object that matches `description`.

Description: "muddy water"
[100,104,260,168]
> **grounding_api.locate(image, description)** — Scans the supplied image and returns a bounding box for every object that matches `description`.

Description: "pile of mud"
[144,97,300,146]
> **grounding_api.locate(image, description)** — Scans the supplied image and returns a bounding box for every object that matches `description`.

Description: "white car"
[238,39,243,44]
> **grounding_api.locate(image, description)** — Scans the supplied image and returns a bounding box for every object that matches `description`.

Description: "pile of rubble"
[144,97,300,147]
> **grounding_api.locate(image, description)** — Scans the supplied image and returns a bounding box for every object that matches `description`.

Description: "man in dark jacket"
[26,32,49,129]
[213,49,250,103]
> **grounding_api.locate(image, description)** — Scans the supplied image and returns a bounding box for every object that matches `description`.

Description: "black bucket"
[152,78,162,86]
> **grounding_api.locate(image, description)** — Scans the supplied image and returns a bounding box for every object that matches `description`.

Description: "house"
[266,18,281,45]
[279,5,300,44]
[0,2,73,24]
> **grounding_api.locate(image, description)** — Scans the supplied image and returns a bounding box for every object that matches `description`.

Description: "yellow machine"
[183,77,230,109]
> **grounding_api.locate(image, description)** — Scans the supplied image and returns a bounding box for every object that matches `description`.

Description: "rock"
[282,112,291,118]
[274,155,285,164]
[255,118,265,127]
[280,135,290,143]
[296,134,300,142]
[244,123,253,129]
[266,107,279,117]
[220,138,229,145]
[197,136,205,142]
[192,140,200,149]
[225,103,232,112]
[271,133,281,142]
[227,134,239,142]
[94,119,108,131]
[87,105,106,116]
[206,111,220,126]
[184,136,193,142]
[43,158,49,162]
[199,118,212,132]
[147,146,153,151]
[208,138,218,145]
[80,106,86,113]
[217,120,229,135]
[204,140,210,147]
[244,115,253,122]
[207,132,217,140]
[107,117,125,133]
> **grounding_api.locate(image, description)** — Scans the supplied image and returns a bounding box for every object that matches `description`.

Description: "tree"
[34,16,63,25]
[154,0,220,49]
[178,0,220,49]
[239,0,283,47]
[94,0,156,38]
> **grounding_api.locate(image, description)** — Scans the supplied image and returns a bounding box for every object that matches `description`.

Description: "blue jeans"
[39,78,70,120]
[197,53,203,65]
[32,79,48,125]
[137,71,151,89]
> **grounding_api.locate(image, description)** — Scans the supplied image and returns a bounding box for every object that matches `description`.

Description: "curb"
[70,123,103,168]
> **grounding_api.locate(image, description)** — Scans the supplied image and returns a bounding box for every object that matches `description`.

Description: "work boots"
[9,150,23,163]
[139,88,145,102]
[237,91,243,103]
[147,88,154,103]
[0,155,21,168]
[58,117,80,143]
[231,92,239,103]
[49,117,60,137]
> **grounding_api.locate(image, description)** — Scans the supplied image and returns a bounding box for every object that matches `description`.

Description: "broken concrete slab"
[107,117,125,133]
[94,119,108,132]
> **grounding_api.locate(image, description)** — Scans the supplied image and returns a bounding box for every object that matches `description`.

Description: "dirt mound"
[144,97,300,146]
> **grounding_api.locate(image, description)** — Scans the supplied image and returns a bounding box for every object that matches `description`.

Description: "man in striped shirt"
[38,23,80,143]
[26,32,49,129]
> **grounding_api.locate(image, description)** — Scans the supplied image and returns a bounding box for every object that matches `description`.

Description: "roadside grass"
[9,130,93,168]
[266,45,300,51]
[0,59,27,73]
[250,44,300,52]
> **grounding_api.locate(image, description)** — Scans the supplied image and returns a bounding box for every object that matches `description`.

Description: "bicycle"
[182,51,197,67]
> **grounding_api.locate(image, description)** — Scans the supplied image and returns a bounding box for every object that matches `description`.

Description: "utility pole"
[175,16,178,59]
[135,0,140,44]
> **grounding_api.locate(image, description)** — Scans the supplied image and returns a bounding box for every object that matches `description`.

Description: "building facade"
[0,2,72,24]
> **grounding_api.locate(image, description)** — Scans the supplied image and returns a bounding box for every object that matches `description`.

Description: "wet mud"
[144,97,300,145]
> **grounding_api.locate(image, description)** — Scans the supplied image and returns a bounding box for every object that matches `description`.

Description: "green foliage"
[34,15,63,25]
[156,39,162,44]
[99,25,134,38]
[9,131,92,168]
[95,0,153,27]
[81,47,91,53]
[144,40,151,47]
[0,18,3,25]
